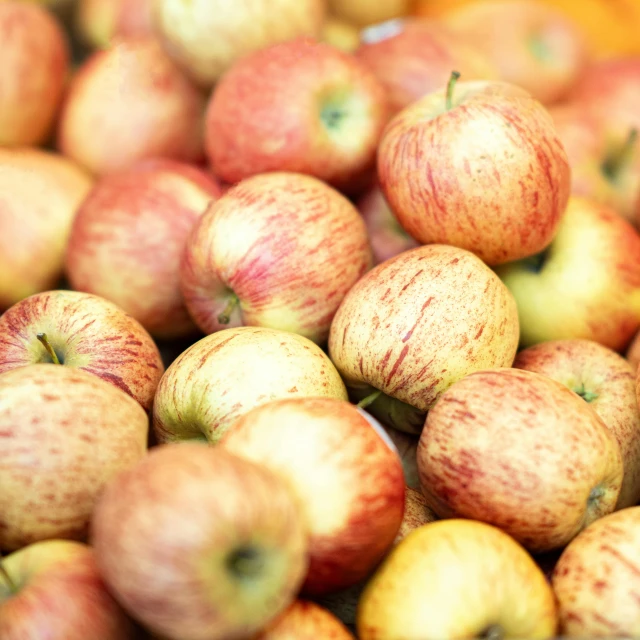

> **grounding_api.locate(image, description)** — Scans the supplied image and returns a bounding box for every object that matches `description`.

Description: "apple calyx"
[226,545,265,579]
[321,102,347,131]
[522,249,548,273]
[446,70,461,111]
[36,332,61,365]
[0,552,17,596]
[480,624,505,640]
[217,294,239,325]
[574,386,599,403]
[602,128,638,182]
[587,484,606,510]
[357,389,382,410]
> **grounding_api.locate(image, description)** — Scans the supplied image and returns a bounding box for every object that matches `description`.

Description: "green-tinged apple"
[57,37,206,176]
[66,160,221,339]
[377,77,571,265]
[180,172,372,343]
[153,326,348,445]
[328,244,519,434]
[357,519,558,640]
[357,184,419,265]
[418,368,623,552]
[91,443,309,640]
[355,17,499,115]
[221,397,405,595]
[0,540,136,640]
[496,196,640,351]
[515,339,640,509]
[328,0,411,27]
[205,39,388,193]
[553,506,640,636]
[629,331,640,369]
[0,149,93,310]
[0,2,69,147]
[0,290,164,411]
[0,364,148,551]
[151,0,325,88]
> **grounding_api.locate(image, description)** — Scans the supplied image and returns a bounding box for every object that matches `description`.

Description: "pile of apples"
[2,0,640,638]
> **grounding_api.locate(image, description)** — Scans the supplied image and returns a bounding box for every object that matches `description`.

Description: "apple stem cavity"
[588,485,605,509]
[227,546,265,579]
[602,127,638,181]
[575,386,599,403]
[36,332,61,365]
[217,295,239,325]
[446,71,461,111]
[481,624,505,640]
[0,552,17,595]
[357,389,382,410]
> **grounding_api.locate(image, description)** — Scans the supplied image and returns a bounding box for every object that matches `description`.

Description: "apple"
[151,0,325,88]
[418,368,623,553]
[328,244,519,434]
[0,540,136,640]
[496,196,640,351]
[91,443,309,640]
[221,397,405,595]
[377,77,571,265]
[380,424,420,490]
[328,0,411,27]
[153,326,348,445]
[205,39,388,193]
[553,506,640,636]
[66,159,221,339]
[57,37,206,177]
[357,184,419,265]
[357,519,558,640]
[0,290,164,412]
[355,17,499,115]
[442,0,588,106]
[180,172,372,343]
[514,339,640,509]
[0,1,69,147]
[0,149,93,311]
[0,364,148,551]
[629,330,640,370]
[320,17,361,53]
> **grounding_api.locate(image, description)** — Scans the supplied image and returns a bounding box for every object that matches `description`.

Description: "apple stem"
[602,127,638,180]
[0,552,17,595]
[357,390,382,409]
[446,70,461,111]
[217,295,239,325]
[36,333,61,365]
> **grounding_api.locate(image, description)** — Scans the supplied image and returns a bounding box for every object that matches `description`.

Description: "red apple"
[0,364,149,551]
[66,159,221,339]
[628,330,640,370]
[0,540,136,640]
[57,37,206,176]
[377,78,571,265]
[0,1,69,147]
[205,38,388,193]
[0,290,164,411]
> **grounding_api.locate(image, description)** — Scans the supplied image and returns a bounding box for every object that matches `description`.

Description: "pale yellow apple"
[328,0,411,27]
[320,17,361,53]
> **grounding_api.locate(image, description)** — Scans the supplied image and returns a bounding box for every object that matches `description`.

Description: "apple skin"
[629,331,640,370]
[0,364,148,551]
[552,506,640,636]
[180,172,372,344]
[328,244,519,434]
[57,37,206,177]
[0,290,164,412]
[0,148,93,311]
[380,424,420,490]
[221,397,406,595]
[320,17,361,54]
[152,0,325,88]
[496,196,640,351]
[91,443,309,640]
[357,519,558,640]
[418,368,623,553]
[355,17,499,116]
[0,540,136,640]
[514,339,640,510]
[328,0,411,27]
[66,160,221,339]
[153,326,348,445]
[205,39,389,193]
[377,80,571,266]
[0,2,69,147]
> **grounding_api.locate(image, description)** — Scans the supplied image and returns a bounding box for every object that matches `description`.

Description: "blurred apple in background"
[357,520,558,640]
[151,0,325,88]
[515,339,640,509]
[629,331,640,369]
[378,79,571,265]
[57,37,206,176]
[66,159,221,339]
[328,0,411,27]
[0,290,164,411]
[0,540,136,640]
[0,364,148,551]
[205,39,388,194]
[153,327,348,445]
[496,197,640,351]
[0,1,69,147]
[328,244,519,434]
[180,172,372,343]
[0,149,93,310]
[355,18,499,116]
[92,444,309,640]
[320,16,361,53]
